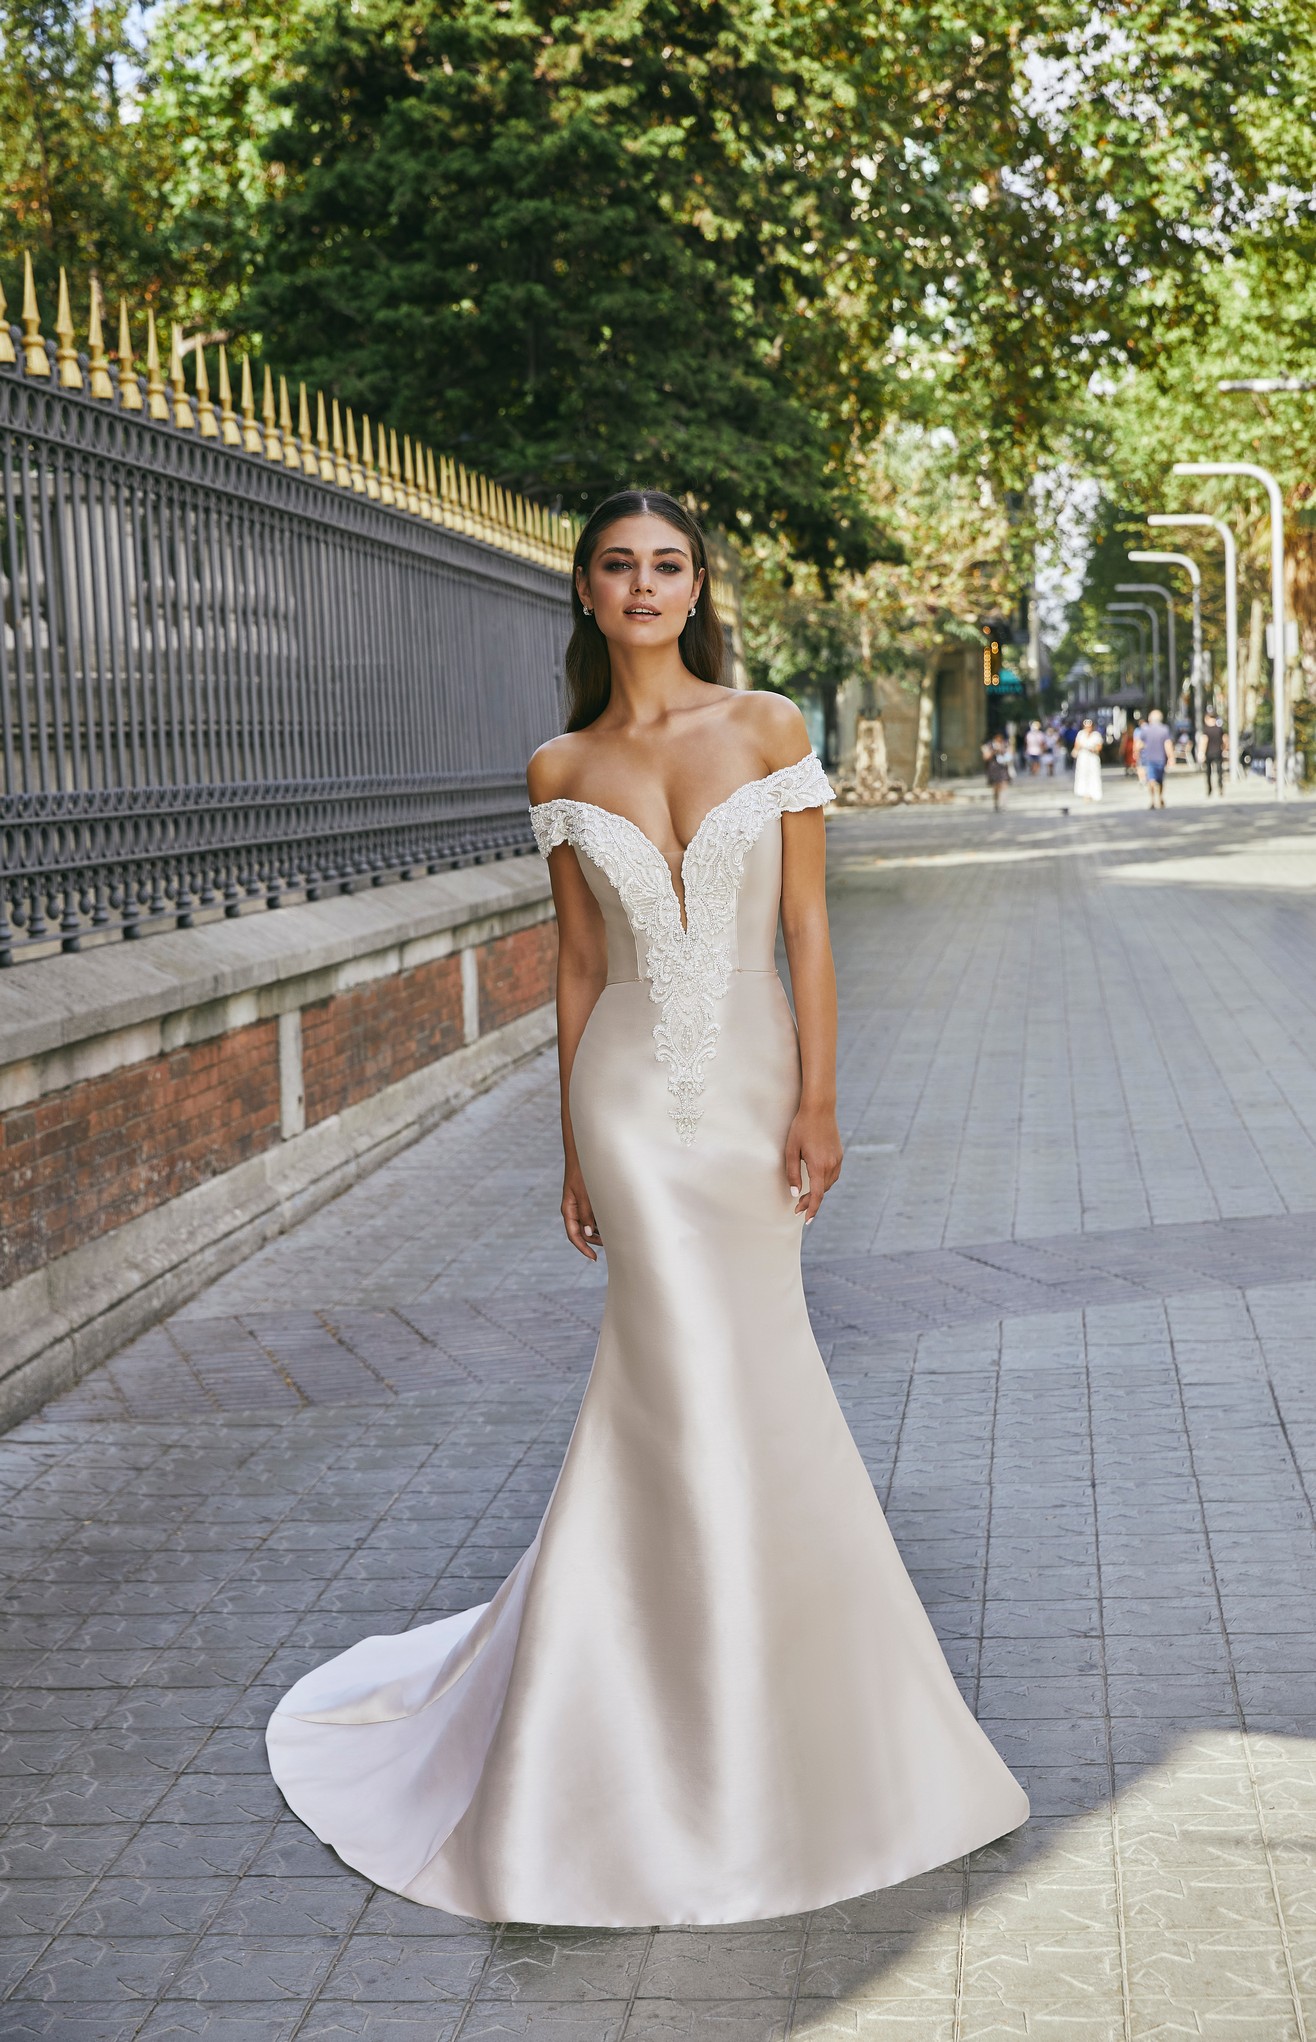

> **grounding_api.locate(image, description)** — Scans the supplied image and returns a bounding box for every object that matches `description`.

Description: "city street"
[6,769,1316,2041]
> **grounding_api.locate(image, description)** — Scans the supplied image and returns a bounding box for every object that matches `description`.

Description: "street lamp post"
[1109,603,1161,702]
[1149,512,1241,784]
[1116,584,1177,712]
[1174,460,1289,800]
[1130,551,1202,733]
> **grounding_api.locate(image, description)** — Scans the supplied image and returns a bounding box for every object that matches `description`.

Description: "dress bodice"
[530,754,833,1142]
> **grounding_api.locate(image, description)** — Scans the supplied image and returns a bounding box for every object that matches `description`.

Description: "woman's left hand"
[785,1107,844,1224]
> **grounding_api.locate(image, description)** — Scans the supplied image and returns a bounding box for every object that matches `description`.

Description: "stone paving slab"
[4,783,1316,2039]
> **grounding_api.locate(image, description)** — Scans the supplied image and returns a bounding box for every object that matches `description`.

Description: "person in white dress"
[1072,717,1104,802]
[266,488,1029,1926]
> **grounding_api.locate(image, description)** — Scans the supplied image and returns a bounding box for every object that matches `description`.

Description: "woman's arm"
[780,807,844,1223]
[529,747,609,1261]
[735,692,844,1223]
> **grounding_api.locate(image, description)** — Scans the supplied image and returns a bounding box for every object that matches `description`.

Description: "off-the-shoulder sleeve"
[530,800,573,859]
[775,753,834,813]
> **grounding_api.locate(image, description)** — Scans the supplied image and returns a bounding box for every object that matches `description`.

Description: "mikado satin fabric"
[266,765,1028,1926]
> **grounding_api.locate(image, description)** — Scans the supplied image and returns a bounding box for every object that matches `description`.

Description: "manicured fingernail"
[789,1187,799,1199]
[583,1225,593,1236]
[805,1216,813,1225]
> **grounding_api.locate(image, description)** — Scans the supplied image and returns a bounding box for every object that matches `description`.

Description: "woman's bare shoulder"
[722,688,812,770]
[526,732,598,805]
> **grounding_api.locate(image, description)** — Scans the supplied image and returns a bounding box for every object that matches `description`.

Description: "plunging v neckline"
[531,763,801,933]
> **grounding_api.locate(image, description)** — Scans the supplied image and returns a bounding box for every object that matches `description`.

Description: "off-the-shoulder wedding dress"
[266,753,1028,1926]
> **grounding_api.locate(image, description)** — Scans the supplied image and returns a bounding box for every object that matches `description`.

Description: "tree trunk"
[853,715,888,802]
[911,661,934,790]
[1287,530,1316,703]
[1245,597,1264,732]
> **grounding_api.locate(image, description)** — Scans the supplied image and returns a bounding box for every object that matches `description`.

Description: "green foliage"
[239,0,1297,574]
[0,0,167,300]
[242,0,905,572]
[1,0,1312,649]
[139,0,326,321]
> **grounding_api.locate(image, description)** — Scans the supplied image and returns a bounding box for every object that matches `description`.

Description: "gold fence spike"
[195,342,218,438]
[479,472,491,540]
[279,376,301,469]
[0,278,14,366]
[21,253,51,377]
[457,463,472,534]
[316,389,331,476]
[425,447,439,522]
[415,440,433,519]
[54,268,84,389]
[240,355,261,451]
[261,364,282,459]
[361,415,381,500]
[296,383,317,475]
[217,345,242,445]
[331,399,351,487]
[346,408,365,492]
[145,311,169,419]
[169,324,195,428]
[389,429,403,506]
[402,435,419,515]
[86,280,113,399]
[377,420,394,503]
[116,299,142,410]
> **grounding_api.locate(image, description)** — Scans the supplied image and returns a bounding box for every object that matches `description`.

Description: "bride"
[266,488,1028,1927]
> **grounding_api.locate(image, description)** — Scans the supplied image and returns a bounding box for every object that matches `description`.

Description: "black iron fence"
[0,262,578,964]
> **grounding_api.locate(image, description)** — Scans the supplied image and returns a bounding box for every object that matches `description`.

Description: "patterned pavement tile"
[7,789,1316,2037]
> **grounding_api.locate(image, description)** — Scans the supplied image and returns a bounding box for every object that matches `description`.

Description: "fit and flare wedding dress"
[266,753,1028,1926]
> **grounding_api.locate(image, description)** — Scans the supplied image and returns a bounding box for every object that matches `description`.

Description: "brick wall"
[0,1020,279,1289]
[479,923,558,1033]
[0,860,558,1430]
[302,954,466,1128]
[0,909,560,1296]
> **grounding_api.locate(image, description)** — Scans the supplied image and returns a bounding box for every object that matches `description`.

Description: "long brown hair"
[563,490,726,732]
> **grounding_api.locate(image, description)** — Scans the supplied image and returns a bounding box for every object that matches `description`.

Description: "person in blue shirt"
[1134,709,1173,809]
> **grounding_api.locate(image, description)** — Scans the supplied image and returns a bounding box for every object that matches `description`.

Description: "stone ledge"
[0,854,551,1069]
[0,1001,556,1432]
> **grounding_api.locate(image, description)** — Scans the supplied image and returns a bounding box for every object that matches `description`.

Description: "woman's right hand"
[561,1162,601,1261]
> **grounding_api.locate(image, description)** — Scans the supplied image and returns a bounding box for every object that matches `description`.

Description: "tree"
[242,0,907,572]
[0,0,167,301]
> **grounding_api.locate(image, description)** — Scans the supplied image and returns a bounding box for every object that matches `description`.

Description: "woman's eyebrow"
[597,544,690,559]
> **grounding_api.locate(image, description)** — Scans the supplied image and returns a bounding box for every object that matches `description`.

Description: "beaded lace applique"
[530,755,832,1142]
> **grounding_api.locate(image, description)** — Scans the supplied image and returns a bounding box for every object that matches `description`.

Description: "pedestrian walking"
[1024,721,1045,775]
[1135,708,1173,809]
[1200,711,1227,796]
[983,733,1012,810]
[1120,723,1138,777]
[1072,717,1104,802]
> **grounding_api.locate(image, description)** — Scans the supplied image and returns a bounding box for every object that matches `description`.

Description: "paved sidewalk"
[5,773,1316,2040]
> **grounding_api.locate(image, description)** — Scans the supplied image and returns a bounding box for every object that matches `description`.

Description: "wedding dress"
[266,753,1028,1926]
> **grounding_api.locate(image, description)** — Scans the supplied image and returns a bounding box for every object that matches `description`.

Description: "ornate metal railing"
[0,257,579,964]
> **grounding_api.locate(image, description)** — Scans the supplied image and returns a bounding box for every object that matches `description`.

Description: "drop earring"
[687,604,697,618]
[582,606,593,617]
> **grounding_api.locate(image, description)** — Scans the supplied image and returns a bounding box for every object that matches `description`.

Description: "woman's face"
[576,514,704,655]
